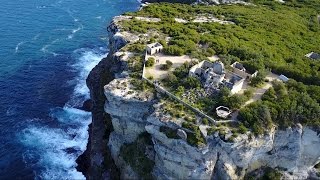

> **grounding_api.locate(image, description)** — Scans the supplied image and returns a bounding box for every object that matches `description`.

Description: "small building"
[223,72,245,94]
[146,42,163,55]
[216,106,231,119]
[279,74,289,82]
[230,62,258,79]
[189,60,245,94]
[305,52,320,60]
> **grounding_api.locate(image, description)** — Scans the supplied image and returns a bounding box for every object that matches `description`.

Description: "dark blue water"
[0,0,139,179]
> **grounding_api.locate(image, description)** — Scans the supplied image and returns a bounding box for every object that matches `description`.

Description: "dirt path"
[243,72,279,106]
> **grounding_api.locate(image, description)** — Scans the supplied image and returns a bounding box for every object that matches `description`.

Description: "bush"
[164,45,184,56]
[238,124,248,134]
[166,60,173,67]
[175,86,185,97]
[145,57,155,67]
[126,43,146,53]
[262,168,282,180]
[202,118,209,125]
[183,76,201,89]
[250,70,267,87]
[147,76,153,80]
[120,133,154,179]
[182,122,206,147]
[160,60,173,70]
[163,72,178,86]
[159,126,180,139]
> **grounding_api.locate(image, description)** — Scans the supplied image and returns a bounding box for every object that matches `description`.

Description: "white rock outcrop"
[101,14,320,180]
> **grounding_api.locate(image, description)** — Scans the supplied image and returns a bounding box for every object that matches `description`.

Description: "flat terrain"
[145,53,194,80]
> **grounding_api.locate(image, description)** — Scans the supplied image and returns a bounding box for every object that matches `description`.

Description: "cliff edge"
[78,2,320,179]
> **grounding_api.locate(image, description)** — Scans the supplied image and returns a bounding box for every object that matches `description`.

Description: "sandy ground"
[145,53,194,80]
[208,55,220,62]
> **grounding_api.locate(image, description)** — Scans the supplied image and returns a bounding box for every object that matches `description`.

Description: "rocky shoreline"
[76,2,320,179]
[76,51,124,179]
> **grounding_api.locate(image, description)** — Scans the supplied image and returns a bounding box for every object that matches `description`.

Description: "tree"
[250,70,267,87]
[166,60,173,67]
[161,60,173,70]
[183,76,201,89]
[219,87,231,97]
[145,57,155,67]
[262,88,277,101]
[164,45,184,56]
[165,73,178,86]
[238,102,273,135]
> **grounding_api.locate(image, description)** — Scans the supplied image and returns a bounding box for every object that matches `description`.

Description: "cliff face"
[80,12,320,180]
[104,80,320,179]
[76,17,132,179]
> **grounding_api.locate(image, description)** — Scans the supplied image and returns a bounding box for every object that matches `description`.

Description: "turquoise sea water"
[0,0,139,179]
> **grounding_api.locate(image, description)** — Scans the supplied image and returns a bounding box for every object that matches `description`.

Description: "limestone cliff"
[80,10,320,180]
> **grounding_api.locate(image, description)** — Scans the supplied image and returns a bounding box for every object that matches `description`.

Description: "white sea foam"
[20,123,89,180]
[40,39,60,56]
[20,47,107,179]
[15,41,25,53]
[32,33,41,40]
[70,48,108,103]
[68,24,84,39]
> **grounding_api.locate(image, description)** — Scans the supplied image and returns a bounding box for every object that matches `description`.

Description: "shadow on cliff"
[76,53,121,180]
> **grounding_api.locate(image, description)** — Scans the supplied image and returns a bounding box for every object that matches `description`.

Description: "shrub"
[202,118,209,125]
[250,70,267,87]
[126,43,146,53]
[159,126,180,139]
[149,37,156,43]
[175,86,185,97]
[164,45,184,56]
[145,57,155,67]
[182,122,206,147]
[147,76,154,80]
[166,60,173,67]
[160,60,173,70]
[238,124,248,134]
[163,72,178,86]
[120,133,154,179]
[262,168,282,180]
[183,76,201,89]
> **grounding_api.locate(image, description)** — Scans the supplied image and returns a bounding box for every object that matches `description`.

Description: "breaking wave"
[19,47,107,179]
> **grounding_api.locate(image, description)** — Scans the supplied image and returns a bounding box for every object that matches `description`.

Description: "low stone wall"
[142,55,217,124]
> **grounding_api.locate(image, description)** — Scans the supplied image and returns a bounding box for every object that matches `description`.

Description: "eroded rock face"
[84,14,320,180]
[104,78,155,177]
[105,88,320,179]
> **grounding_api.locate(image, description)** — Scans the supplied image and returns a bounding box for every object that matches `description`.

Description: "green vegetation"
[239,80,320,135]
[121,2,320,85]
[145,57,155,67]
[128,55,143,79]
[124,42,146,53]
[245,167,282,180]
[120,133,154,179]
[161,98,197,122]
[182,122,206,147]
[121,1,320,136]
[160,60,173,70]
[159,126,180,139]
[250,70,267,87]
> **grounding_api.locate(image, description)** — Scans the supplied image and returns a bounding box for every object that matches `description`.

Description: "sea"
[0,0,139,179]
